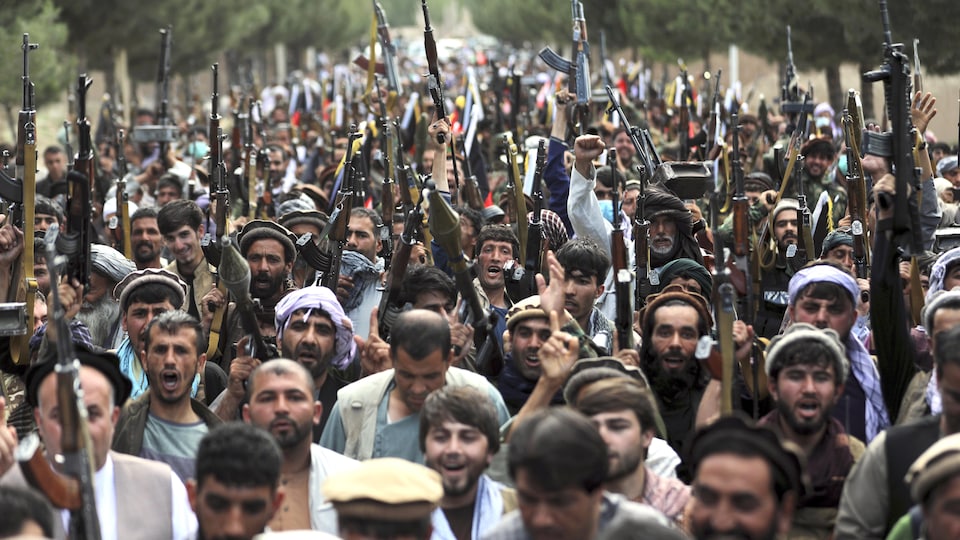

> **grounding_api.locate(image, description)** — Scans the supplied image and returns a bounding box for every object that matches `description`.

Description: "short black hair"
[0,485,55,538]
[157,199,203,234]
[131,206,159,225]
[556,238,611,283]
[419,386,500,455]
[390,310,451,361]
[401,265,456,308]
[474,224,519,259]
[143,310,205,356]
[157,173,183,194]
[195,422,282,490]
[508,407,607,493]
[35,195,64,223]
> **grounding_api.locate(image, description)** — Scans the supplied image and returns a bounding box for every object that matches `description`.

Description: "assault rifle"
[374,1,402,96]
[539,0,591,135]
[458,135,484,211]
[378,181,431,337]
[513,139,546,299]
[0,34,39,364]
[131,27,177,153]
[219,233,279,361]
[422,0,447,144]
[321,126,361,290]
[863,0,924,257]
[27,226,102,539]
[790,94,815,270]
[843,94,870,279]
[374,77,395,269]
[202,64,229,268]
[609,148,634,351]
[60,75,95,293]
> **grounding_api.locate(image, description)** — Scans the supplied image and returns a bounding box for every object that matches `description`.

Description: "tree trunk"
[858,61,878,124]
[825,65,842,117]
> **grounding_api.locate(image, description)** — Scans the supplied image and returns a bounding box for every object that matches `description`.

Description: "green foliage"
[0,1,73,110]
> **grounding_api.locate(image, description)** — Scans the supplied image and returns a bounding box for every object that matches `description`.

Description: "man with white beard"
[78,244,137,349]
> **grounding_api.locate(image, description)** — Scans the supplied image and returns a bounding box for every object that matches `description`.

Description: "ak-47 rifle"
[202,64,229,268]
[609,148,634,352]
[705,69,723,159]
[377,181,431,337]
[254,101,272,219]
[0,34,40,365]
[321,126,361,290]
[394,118,418,214]
[781,25,802,115]
[115,130,132,259]
[708,168,738,416]
[430,186,504,378]
[231,103,248,217]
[374,78,395,269]
[244,99,258,220]
[863,0,924,257]
[61,75,95,293]
[131,28,177,155]
[539,0,591,135]
[458,135,484,211]
[512,139,546,299]
[604,85,657,307]
[843,93,870,279]
[22,226,102,539]
[789,94,815,271]
[422,0,447,144]
[502,133,528,257]
[374,1,402,96]
[730,114,761,418]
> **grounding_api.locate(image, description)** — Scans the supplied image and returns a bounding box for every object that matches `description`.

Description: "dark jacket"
[112,393,222,456]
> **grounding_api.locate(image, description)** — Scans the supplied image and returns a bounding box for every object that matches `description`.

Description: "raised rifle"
[503,133,528,256]
[231,104,248,216]
[677,60,691,161]
[609,148,634,352]
[708,168,738,416]
[130,27,177,155]
[705,69,723,159]
[115,130,132,259]
[429,186,504,378]
[202,64,229,268]
[255,101,272,219]
[321,126,361,290]
[374,77,395,269]
[25,226,102,539]
[244,98,258,220]
[781,25,802,115]
[789,94,815,270]
[514,139,546,299]
[378,181,431,337]
[730,114,761,417]
[60,75,95,293]
[539,0,591,135]
[374,1,402,96]
[422,0,447,144]
[394,118,418,214]
[0,34,40,365]
[843,95,870,279]
[863,0,924,257]
[458,135,484,211]
[604,85,656,307]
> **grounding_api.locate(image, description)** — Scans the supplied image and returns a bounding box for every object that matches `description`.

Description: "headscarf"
[927,247,960,302]
[90,244,137,283]
[787,265,890,441]
[275,286,356,370]
[657,258,713,302]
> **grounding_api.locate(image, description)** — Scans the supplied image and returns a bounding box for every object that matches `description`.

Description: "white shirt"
[60,454,197,540]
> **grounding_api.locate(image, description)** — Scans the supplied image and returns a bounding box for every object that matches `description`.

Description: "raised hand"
[573,135,605,178]
[356,307,391,376]
[538,311,579,386]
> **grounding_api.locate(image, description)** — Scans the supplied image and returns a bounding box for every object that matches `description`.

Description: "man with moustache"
[420,386,514,539]
[242,359,358,533]
[80,244,137,349]
[112,310,221,482]
[201,220,298,369]
[638,285,713,477]
[473,225,521,352]
[213,286,355,439]
[129,207,168,269]
[159,199,216,321]
[320,309,509,462]
[758,323,864,538]
[0,345,197,539]
[687,415,804,540]
[756,199,801,339]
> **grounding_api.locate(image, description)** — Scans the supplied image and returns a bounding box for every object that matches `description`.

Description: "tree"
[0,1,73,141]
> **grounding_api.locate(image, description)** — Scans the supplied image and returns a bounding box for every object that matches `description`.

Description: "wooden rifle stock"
[609,148,634,351]
[842,100,870,279]
[502,133,528,257]
[458,135,484,211]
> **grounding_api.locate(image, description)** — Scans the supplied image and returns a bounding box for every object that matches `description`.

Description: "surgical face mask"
[598,199,615,224]
[837,153,848,177]
[815,116,831,129]
[187,141,209,160]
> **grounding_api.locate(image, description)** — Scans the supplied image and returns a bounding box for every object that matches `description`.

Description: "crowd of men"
[2,25,960,540]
